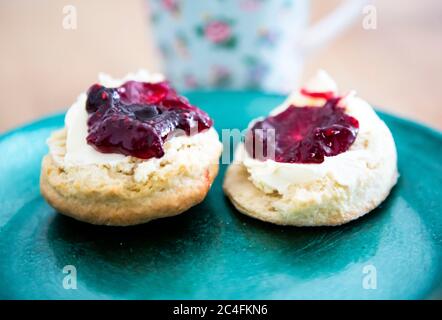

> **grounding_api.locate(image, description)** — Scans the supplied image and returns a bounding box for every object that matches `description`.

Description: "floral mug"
[147,0,367,92]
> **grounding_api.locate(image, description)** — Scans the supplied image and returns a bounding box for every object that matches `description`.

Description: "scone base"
[223,163,398,227]
[40,155,219,226]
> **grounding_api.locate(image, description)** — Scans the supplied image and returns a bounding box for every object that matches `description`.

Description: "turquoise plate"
[0,91,441,300]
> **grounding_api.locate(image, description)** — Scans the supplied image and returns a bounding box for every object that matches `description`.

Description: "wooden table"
[1,0,441,132]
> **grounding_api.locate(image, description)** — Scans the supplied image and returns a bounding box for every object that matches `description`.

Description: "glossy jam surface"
[246,98,359,164]
[85,81,213,159]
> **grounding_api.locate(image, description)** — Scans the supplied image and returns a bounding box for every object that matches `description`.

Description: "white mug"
[147,0,368,92]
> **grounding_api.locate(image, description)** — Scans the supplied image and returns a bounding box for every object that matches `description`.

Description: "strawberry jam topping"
[246,97,359,164]
[85,81,213,159]
[300,88,336,100]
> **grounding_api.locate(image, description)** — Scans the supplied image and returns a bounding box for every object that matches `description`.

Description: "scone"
[224,70,398,226]
[41,70,222,226]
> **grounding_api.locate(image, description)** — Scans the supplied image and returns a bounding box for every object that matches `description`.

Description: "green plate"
[0,91,441,300]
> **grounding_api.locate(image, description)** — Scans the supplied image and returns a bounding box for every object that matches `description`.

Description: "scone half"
[40,70,222,226]
[223,71,398,226]
[41,128,221,226]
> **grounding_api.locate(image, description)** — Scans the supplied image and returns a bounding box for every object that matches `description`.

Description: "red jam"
[300,88,336,100]
[246,97,359,164]
[85,81,213,159]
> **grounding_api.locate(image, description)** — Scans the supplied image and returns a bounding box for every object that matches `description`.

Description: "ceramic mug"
[147,0,367,92]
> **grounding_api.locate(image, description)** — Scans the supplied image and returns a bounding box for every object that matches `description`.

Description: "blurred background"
[0,0,441,132]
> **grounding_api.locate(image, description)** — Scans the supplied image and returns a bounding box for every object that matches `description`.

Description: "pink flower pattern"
[204,21,232,44]
[196,18,237,49]
[161,0,179,15]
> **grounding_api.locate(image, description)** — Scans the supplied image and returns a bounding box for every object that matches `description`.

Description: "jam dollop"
[246,98,359,164]
[85,81,213,159]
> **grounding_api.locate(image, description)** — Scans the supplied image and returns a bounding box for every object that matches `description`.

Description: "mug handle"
[301,0,369,53]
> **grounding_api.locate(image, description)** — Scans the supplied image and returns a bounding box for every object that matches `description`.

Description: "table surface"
[1,0,441,132]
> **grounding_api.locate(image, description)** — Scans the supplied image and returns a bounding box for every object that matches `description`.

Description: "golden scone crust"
[41,130,221,226]
[223,163,398,227]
